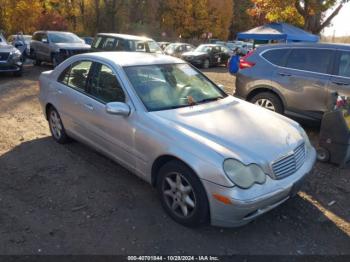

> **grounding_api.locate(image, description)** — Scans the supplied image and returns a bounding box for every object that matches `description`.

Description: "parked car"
[181,44,233,68]
[30,31,91,67]
[235,43,350,122]
[164,43,195,58]
[0,33,23,76]
[81,36,94,46]
[39,52,316,227]
[158,41,171,50]
[91,33,163,54]
[7,34,32,57]
[226,41,252,56]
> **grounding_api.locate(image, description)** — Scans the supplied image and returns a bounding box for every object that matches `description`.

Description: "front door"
[78,61,137,170]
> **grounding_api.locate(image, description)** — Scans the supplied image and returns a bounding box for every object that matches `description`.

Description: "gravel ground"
[0,63,349,255]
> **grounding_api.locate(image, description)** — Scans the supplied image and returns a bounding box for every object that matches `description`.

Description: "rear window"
[336,51,350,78]
[262,49,289,66]
[285,48,333,74]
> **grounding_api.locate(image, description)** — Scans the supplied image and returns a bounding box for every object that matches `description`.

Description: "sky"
[323,2,350,36]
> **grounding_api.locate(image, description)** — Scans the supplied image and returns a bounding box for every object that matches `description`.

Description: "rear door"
[275,48,334,119]
[328,50,350,98]
[56,60,94,139]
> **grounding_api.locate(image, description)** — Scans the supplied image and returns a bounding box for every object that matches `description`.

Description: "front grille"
[0,52,10,61]
[272,143,305,179]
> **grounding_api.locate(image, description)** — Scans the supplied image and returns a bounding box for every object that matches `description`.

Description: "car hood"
[54,42,91,50]
[182,51,207,57]
[0,42,16,52]
[151,96,303,165]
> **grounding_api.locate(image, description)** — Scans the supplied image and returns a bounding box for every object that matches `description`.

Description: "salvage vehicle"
[39,52,316,227]
[91,33,163,54]
[181,44,232,68]
[0,33,23,76]
[164,43,195,58]
[8,34,32,57]
[235,43,350,122]
[30,31,91,67]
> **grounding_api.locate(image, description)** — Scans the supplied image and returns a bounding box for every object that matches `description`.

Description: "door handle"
[278,72,291,77]
[332,81,349,86]
[55,88,63,94]
[83,103,94,111]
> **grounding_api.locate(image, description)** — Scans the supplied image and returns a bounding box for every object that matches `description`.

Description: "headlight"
[11,49,21,59]
[297,125,311,147]
[223,159,266,189]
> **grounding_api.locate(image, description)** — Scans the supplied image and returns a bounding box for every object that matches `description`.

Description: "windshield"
[195,45,212,53]
[0,34,6,44]
[164,44,179,53]
[49,32,83,43]
[147,41,162,53]
[124,63,226,111]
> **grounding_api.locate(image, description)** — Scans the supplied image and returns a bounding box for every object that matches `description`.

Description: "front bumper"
[202,146,316,227]
[182,58,203,66]
[0,58,22,72]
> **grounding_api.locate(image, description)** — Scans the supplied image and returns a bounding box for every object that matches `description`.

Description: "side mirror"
[106,102,130,116]
[217,84,225,91]
[15,41,24,48]
[42,38,48,43]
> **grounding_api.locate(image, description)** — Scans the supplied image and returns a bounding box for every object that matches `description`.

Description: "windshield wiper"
[196,96,224,104]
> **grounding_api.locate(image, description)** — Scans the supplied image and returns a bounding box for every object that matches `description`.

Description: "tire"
[156,160,209,227]
[32,50,41,66]
[202,59,210,69]
[250,92,283,114]
[52,54,60,68]
[317,147,330,162]
[13,67,23,77]
[48,107,70,144]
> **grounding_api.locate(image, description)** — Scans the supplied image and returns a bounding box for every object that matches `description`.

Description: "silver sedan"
[39,52,316,227]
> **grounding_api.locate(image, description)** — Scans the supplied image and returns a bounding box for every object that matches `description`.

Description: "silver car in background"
[0,33,23,76]
[39,52,316,227]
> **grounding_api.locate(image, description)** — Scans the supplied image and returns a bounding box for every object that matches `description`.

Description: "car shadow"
[0,136,349,254]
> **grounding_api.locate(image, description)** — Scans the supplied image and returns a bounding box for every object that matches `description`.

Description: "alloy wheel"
[162,172,196,218]
[49,110,63,140]
[255,98,276,111]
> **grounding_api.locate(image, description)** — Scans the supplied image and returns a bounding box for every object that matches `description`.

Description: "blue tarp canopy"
[237,22,319,42]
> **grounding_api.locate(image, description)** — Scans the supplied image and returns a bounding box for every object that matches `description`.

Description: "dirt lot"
[0,63,349,255]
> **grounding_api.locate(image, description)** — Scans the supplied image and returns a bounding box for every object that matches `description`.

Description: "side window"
[286,48,333,74]
[336,51,350,78]
[89,63,125,103]
[58,65,71,85]
[92,36,103,49]
[102,37,117,50]
[262,49,289,66]
[42,34,48,43]
[34,33,42,42]
[66,61,92,91]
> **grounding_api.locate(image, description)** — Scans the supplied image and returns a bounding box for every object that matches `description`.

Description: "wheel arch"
[151,154,197,187]
[45,103,55,120]
[246,86,286,110]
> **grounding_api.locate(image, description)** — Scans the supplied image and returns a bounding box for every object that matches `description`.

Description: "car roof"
[34,31,76,35]
[257,42,350,51]
[96,33,153,41]
[168,43,191,46]
[198,44,223,47]
[77,52,184,67]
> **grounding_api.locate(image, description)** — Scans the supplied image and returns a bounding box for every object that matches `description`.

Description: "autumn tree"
[249,0,349,34]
